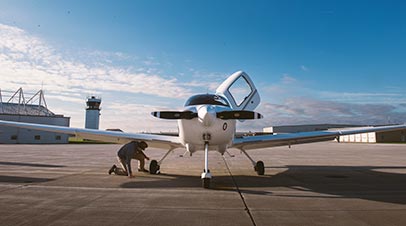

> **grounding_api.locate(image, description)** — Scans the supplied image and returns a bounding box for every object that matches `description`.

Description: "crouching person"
[109,141,150,178]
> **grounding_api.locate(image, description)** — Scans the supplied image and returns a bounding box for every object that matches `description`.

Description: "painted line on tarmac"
[222,156,257,226]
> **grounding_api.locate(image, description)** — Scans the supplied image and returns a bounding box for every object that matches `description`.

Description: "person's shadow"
[121,165,406,205]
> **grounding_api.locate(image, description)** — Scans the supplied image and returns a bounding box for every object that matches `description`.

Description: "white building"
[264,124,406,143]
[0,88,70,144]
[336,127,376,143]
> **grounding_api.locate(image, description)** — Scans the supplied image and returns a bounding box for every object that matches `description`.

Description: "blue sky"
[1,0,405,132]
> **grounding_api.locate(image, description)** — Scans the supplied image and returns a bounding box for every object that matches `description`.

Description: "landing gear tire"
[149,160,160,174]
[202,178,211,189]
[254,161,265,175]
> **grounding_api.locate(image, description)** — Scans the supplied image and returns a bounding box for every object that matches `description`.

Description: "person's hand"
[146,157,150,161]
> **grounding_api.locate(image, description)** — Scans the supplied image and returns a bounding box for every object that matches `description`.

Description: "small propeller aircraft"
[0,71,405,188]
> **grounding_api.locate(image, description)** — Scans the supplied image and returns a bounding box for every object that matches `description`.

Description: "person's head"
[139,141,148,150]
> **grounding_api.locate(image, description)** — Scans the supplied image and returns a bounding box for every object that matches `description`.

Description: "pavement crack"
[222,156,257,226]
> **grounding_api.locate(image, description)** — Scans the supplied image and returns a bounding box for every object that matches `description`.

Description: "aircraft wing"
[0,120,183,149]
[231,124,406,150]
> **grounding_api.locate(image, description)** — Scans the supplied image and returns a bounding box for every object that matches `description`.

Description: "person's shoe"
[138,169,149,173]
[108,165,117,175]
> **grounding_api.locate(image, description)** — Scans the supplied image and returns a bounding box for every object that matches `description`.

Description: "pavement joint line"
[51,169,95,180]
[222,156,257,226]
[246,209,406,212]
[1,186,244,211]
[3,173,406,197]
[0,184,25,193]
[272,193,406,199]
[9,184,226,193]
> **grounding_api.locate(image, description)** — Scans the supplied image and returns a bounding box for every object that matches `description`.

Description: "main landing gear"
[149,141,212,189]
[149,148,174,175]
[254,160,265,175]
[148,145,264,188]
[149,160,160,174]
[240,148,265,175]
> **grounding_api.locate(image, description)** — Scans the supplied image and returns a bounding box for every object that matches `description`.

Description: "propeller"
[216,110,263,120]
[151,111,197,120]
[152,110,263,120]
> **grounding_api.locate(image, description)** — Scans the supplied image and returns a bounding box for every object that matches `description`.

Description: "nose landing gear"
[202,167,211,189]
[201,142,212,188]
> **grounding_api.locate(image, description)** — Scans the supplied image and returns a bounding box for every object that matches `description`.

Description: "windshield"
[184,94,230,107]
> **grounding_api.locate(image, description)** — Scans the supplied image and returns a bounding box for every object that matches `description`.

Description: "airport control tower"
[85,96,101,129]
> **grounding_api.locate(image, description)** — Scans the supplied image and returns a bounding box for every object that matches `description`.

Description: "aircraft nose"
[198,105,216,127]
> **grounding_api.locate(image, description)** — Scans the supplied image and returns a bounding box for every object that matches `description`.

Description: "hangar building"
[334,127,406,143]
[0,88,70,144]
[264,124,406,143]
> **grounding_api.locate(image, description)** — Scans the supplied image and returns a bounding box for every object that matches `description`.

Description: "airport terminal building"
[0,88,70,144]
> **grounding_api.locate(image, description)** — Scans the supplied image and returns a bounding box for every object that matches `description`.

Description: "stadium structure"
[0,88,70,144]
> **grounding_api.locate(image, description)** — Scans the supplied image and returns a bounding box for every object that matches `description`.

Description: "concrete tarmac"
[0,142,405,226]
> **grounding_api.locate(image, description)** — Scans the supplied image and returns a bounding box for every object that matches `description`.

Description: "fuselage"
[177,94,236,154]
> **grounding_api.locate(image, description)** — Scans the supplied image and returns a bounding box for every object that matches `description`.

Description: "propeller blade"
[216,110,263,120]
[151,111,198,120]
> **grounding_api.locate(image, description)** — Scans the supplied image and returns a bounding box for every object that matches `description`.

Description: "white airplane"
[0,71,405,188]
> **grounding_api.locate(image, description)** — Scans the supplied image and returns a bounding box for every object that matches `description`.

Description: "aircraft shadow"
[120,173,205,189]
[0,175,55,184]
[120,165,406,204]
[0,161,65,168]
[234,165,406,204]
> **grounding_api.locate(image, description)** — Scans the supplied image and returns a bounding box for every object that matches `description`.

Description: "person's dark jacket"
[117,141,145,176]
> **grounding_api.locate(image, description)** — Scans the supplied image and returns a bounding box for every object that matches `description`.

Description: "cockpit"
[184,94,230,107]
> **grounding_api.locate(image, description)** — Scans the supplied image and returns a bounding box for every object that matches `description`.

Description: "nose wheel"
[202,177,211,189]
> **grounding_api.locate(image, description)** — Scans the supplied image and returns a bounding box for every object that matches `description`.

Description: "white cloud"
[242,98,406,131]
[0,23,196,132]
[183,80,221,93]
[281,74,297,84]
[101,102,178,132]
[243,74,406,130]
[0,23,192,100]
[262,74,303,100]
[188,69,229,88]
[46,94,85,105]
[300,65,308,71]
[2,23,405,133]
[318,91,405,104]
